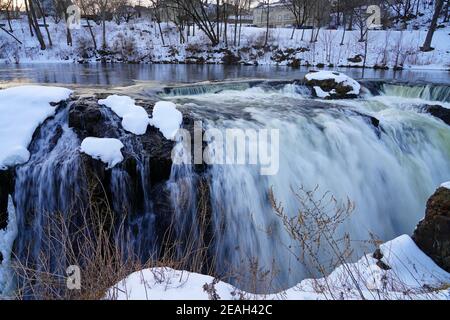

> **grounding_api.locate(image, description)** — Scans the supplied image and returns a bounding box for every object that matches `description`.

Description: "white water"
[2,81,450,297]
[167,83,450,290]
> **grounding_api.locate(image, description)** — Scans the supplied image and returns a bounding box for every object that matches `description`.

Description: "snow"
[0,85,72,170]
[98,95,149,135]
[107,235,450,300]
[0,195,18,296]
[306,71,361,95]
[313,86,332,98]
[149,101,183,140]
[80,137,124,169]
[440,182,450,190]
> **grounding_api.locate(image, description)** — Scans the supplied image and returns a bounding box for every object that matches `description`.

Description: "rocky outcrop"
[424,104,450,126]
[305,71,361,99]
[413,186,450,272]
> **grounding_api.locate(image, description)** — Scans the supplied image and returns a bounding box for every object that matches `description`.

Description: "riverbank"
[1,18,449,70]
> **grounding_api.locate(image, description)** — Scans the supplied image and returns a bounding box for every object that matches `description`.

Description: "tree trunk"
[264,1,270,46]
[444,0,449,22]
[421,0,444,51]
[102,14,107,50]
[36,0,52,48]
[6,3,13,32]
[24,0,34,37]
[157,21,165,46]
[86,16,97,50]
[27,0,46,50]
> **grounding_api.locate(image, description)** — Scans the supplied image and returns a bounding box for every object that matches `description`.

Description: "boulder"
[305,71,361,99]
[412,185,450,272]
[424,104,450,126]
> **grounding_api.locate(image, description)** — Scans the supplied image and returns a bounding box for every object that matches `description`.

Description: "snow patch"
[80,137,124,169]
[440,182,450,190]
[0,195,18,296]
[98,95,149,135]
[107,235,450,300]
[0,85,72,169]
[313,86,331,98]
[149,101,183,140]
[306,71,361,95]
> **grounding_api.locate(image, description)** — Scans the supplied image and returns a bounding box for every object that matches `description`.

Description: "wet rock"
[373,248,384,260]
[376,260,391,271]
[69,99,106,138]
[424,105,450,126]
[413,186,450,272]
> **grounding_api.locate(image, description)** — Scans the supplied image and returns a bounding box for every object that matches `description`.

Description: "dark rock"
[424,105,450,126]
[373,248,384,260]
[69,99,105,138]
[413,186,450,272]
[221,50,241,65]
[289,58,301,69]
[305,72,360,99]
[376,260,391,270]
[347,55,363,63]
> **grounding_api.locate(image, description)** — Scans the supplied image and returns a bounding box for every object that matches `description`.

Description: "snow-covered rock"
[0,85,72,169]
[149,101,183,140]
[440,182,450,190]
[305,71,361,99]
[98,95,149,135]
[80,137,124,169]
[107,235,450,300]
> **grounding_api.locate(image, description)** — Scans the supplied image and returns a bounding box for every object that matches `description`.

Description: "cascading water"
[98,107,158,260]
[13,106,84,274]
[164,83,450,291]
[2,79,449,297]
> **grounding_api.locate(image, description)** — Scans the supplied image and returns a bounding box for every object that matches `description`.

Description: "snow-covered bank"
[441,182,450,190]
[1,18,449,70]
[107,235,450,300]
[0,85,72,169]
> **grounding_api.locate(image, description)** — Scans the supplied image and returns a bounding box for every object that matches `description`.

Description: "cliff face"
[413,186,450,272]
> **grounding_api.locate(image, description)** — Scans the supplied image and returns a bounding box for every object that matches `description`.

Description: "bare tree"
[169,0,220,46]
[25,0,47,50]
[76,0,98,50]
[36,0,53,47]
[285,0,311,40]
[420,0,445,51]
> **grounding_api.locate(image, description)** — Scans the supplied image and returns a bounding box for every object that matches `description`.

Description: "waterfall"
[3,80,450,297]
[166,83,450,291]
[13,106,85,286]
[381,83,450,103]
